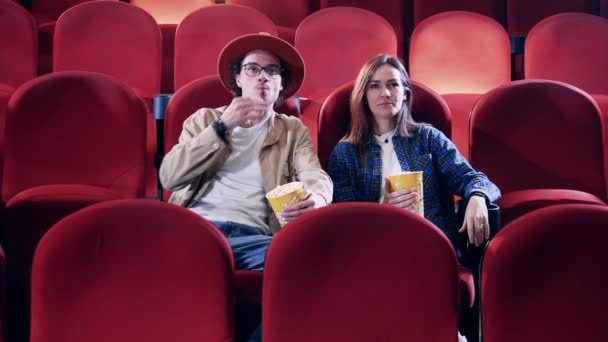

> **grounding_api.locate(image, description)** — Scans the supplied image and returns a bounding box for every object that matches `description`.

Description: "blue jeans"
[210,220,272,271]
[211,221,267,342]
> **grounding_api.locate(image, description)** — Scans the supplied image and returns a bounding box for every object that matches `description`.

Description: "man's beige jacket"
[159,106,333,234]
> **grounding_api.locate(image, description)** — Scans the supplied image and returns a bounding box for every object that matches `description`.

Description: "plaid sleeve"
[427,127,501,203]
[328,142,357,203]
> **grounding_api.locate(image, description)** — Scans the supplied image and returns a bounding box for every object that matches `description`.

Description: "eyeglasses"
[241,63,282,78]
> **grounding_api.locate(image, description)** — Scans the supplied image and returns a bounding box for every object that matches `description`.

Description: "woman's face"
[365,64,407,121]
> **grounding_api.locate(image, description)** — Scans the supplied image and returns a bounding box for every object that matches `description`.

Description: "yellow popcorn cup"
[266,181,305,226]
[388,171,424,216]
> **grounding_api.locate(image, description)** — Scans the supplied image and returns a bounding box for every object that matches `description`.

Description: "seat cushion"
[499,188,606,226]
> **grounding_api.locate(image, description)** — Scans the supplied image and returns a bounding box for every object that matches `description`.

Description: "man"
[159,33,332,271]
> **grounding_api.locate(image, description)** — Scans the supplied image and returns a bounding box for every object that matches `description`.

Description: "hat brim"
[218,33,305,99]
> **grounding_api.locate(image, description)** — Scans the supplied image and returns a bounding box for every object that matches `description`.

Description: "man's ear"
[236,74,242,88]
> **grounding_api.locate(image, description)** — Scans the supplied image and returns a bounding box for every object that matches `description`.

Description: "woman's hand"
[280,189,326,223]
[383,178,419,211]
[458,195,490,247]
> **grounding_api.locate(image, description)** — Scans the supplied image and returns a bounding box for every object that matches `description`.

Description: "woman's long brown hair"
[344,54,418,164]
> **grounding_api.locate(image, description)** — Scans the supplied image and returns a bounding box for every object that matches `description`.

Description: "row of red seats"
[1,69,607,220]
[3,2,608,139]
[10,0,608,57]
[4,0,608,95]
[2,199,606,342]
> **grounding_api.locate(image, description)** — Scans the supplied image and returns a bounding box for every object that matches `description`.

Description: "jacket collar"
[365,130,403,146]
[262,112,281,148]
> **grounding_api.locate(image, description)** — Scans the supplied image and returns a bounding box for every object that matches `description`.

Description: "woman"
[328,54,500,250]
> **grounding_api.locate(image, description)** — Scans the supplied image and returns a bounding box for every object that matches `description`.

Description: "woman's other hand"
[458,195,490,247]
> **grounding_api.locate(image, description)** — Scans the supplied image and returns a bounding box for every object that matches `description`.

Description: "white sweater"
[190,116,271,232]
[374,129,402,203]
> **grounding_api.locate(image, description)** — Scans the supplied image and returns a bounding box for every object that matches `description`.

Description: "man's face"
[236,50,283,106]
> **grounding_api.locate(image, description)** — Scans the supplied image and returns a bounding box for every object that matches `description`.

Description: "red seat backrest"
[317,79,452,169]
[482,204,608,342]
[295,7,397,98]
[0,0,37,88]
[410,11,511,95]
[2,184,124,342]
[507,0,600,36]
[30,199,234,342]
[469,79,608,200]
[320,0,407,57]
[174,4,278,91]
[53,1,162,100]
[263,202,460,341]
[525,13,608,95]
[412,0,506,26]
[31,0,108,24]
[225,0,311,28]
[3,71,148,201]
[130,0,215,24]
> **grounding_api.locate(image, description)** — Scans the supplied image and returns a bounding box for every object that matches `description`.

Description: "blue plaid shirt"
[328,125,500,243]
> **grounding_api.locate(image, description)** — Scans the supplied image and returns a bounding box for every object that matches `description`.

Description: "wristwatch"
[212,118,229,142]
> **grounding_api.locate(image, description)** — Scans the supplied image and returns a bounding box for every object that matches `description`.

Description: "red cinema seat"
[295,6,397,99]
[53,1,161,100]
[32,0,119,75]
[0,0,34,181]
[1,185,123,342]
[317,80,451,170]
[481,204,608,342]
[525,13,608,95]
[174,4,278,91]
[0,0,36,181]
[225,0,311,44]
[409,11,511,160]
[410,11,511,95]
[30,199,234,342]
[130,0,214,24]
[469,80,608,224]
[507,0,600,36]
[412,0,506,25]
[320,0,408,57]
[2,71,147,202]
[522,13,608,134]
[263,202,463,341]
[53,0,162,198]
[294,6,397,151]
[0,0,37,88]
[31,0,103,26]
[507,0,600,78]
[131,0,215,93]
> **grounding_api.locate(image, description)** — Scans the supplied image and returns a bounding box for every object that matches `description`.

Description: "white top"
[190,115,271,232]
[374,129,402,203]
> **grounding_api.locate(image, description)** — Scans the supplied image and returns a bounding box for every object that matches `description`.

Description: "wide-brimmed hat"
[217,32,305,98]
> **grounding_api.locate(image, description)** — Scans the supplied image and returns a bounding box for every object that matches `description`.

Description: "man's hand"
[221,97,268,129]
[280,189,326,223]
